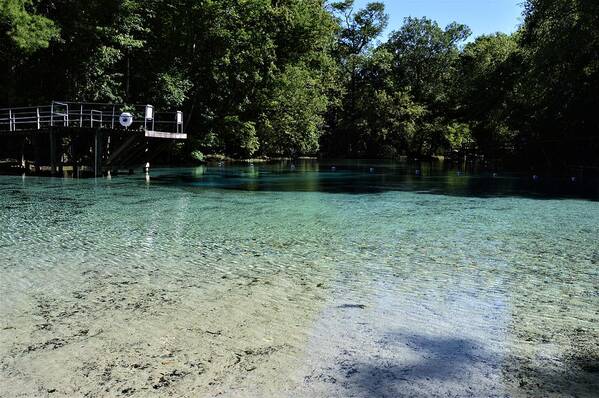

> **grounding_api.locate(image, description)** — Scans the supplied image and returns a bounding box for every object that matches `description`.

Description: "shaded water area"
[1,160,598,397]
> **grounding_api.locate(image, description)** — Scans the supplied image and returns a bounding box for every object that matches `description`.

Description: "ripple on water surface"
[0,163,598,397]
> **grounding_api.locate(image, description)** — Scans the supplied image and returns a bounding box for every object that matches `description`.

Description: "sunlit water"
[1,161,598,397]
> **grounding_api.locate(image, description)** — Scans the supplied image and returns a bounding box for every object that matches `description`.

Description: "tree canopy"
[1,0,597,170]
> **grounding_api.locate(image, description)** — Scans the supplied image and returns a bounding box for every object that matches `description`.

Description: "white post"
[8,109,12,132]
[37,107,40,129]
[144,105,154,131]
[50,102,54,127]
[111,105,115,129]
[176,111,183,134]
[80,104,83,127]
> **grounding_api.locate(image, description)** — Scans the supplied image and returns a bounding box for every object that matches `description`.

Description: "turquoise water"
[0,161,598,397]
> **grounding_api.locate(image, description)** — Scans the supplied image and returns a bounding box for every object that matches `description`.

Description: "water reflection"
[151,160,599,200]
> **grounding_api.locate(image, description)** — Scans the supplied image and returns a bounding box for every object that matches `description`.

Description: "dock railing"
[0,101,184,136]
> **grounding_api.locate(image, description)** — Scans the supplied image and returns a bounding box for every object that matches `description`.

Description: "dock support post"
[58,138,64,175]
[20,138,26,171]
[143,139,150,174]
[50,129,57,176]
[106,134,111,175]
[94,129,103,178]
[33,136,40,174]
[70,133,78,178]
[144,139,150,184]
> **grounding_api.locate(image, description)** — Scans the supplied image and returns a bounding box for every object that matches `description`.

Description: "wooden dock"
[0,101,186,177]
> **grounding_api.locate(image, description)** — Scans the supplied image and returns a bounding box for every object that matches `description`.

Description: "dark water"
[153,160,599,200]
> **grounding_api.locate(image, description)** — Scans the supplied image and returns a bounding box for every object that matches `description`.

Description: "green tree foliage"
[385,17,471,157]
[323,0,388,156]
[386,17,470,105]
[344,47,426,157]
[518,0,599,168]
[1,0,597,169]
[0,0,59,53]
[259,64,330,156]
[332,0,388,58]
[144,0,337,157]
[458,33,521,156]
[326,14,472,158]
[0,0,59,103]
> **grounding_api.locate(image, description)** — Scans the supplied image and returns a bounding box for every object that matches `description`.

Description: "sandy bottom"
[1,170,598,397]
[1,263,597,397]
[1,261,328,397]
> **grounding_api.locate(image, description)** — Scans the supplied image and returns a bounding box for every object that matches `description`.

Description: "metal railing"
[0,101,184,135]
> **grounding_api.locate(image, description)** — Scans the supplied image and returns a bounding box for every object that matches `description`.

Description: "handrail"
[0,101,184,135]
[0,105,52,111]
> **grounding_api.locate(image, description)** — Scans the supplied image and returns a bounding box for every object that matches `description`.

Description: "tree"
[519,0,599,168]
[2,0,596,169]
[323,0,388,156]
[0,0,59,104]
[0,0,58,53]
[386,17,470,105]
[384,17,471,157]
[459,33,521,156]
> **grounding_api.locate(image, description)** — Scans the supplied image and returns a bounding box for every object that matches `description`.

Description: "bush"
[191,150,204,162]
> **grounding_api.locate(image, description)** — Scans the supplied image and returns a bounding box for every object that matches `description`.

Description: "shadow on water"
[339,333,497,398]
[331,332,599,398]
[149,160,599,201]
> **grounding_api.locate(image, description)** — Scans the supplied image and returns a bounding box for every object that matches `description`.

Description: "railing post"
[94,129,103,177]
[80,104,83,127]
[37,107,40,129]
[8,109,12,132]
[49,129,57,176]
[176,111,183,134]
[90,110,102,128]
[144,105,154,132]
[111,105,115,129]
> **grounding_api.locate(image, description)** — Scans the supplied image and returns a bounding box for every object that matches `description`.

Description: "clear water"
[1,161,598,397]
